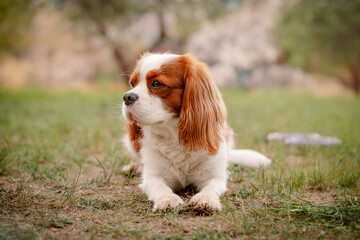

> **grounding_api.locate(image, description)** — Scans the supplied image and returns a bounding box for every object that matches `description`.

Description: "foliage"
[58,0,147,74]
[173,0,229,45]
[0,0,39,58]
[59,0,144,30]
[59,0,228,39]
[58,0,229,76]
[273,0,360,93]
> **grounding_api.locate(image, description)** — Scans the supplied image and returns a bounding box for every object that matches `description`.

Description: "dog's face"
[122,53,185,126]
[122,53,227,155]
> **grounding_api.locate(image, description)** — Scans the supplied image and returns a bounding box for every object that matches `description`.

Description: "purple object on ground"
[266,132,341,146]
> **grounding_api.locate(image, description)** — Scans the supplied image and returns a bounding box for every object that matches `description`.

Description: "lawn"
[0,87,359,239]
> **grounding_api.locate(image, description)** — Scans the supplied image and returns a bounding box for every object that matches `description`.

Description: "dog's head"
[122,53,227,155]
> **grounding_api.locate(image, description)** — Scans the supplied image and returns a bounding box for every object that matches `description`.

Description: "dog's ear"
[127,123,143,152]
[178,54,227,155]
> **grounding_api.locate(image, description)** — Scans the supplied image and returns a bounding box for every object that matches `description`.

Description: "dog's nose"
[123,93,139,106]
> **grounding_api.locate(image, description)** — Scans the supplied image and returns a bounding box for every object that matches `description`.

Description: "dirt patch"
[0,184,54,216]
[301,190,338,204]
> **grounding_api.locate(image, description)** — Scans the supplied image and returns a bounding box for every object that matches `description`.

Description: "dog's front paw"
[153,194,184,212]
[121,164,132,174]
[121,163,142,175]
[190,192,222,212]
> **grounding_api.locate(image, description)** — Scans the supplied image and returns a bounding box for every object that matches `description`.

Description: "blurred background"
[1,0,359,94]
[1,2,360,238]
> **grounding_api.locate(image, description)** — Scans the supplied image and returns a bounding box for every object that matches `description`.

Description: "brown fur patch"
[127,123,143,152]
[129,72,139,87]
[145,58,186,116]
[178,54,227,155]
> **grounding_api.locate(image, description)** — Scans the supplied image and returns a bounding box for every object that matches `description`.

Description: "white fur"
[228,149,271,168]
[122,53,271,212]
[139,53,179,76]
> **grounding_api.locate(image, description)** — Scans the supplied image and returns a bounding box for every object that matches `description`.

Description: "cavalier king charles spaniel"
[121,52,271,212]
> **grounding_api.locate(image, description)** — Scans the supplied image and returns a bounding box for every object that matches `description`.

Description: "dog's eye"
[130,82,134,88]
[150,80,164,89]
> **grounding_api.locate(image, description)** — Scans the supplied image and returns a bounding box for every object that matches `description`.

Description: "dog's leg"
[189,143,227,212]
[121,134,143,174]
[190,178,226,212]
[139,174,184,212]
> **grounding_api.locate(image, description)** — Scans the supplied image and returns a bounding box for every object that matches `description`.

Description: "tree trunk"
[349,63,360,94]
[338,58,360,94]
[149,10,175,53]
[158,10,167,41]
[95,22,130,83]
[113,46,129,76]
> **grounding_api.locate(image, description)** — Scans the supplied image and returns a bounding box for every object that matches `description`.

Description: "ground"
[0,87,359,239]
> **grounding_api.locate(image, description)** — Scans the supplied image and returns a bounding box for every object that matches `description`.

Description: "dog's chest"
[143,127,207,175]
[155,138,207,184]
[155,135,200,165]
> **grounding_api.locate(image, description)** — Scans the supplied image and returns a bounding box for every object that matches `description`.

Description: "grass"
[0,87,359,239]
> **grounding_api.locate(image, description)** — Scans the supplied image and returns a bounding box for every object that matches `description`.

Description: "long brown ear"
[178,54,227,155]
[127,123,143,152]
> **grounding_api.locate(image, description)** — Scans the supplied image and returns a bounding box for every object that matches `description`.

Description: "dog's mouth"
[126,111,165,127]
[123,104,168,126]
[126,112,137,123]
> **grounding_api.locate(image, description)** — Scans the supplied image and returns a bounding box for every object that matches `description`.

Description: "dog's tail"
[228,149,271,168]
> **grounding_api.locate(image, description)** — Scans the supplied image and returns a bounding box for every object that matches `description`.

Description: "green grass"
[0,89,126,178]
[0,87,359,239]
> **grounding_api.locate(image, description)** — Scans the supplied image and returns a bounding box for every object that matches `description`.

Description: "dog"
[121,52,271,212]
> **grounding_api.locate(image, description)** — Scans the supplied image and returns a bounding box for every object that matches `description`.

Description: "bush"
[273,0,360,93]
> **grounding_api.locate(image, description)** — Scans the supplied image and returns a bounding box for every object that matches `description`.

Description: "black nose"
[123,93,139,106]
